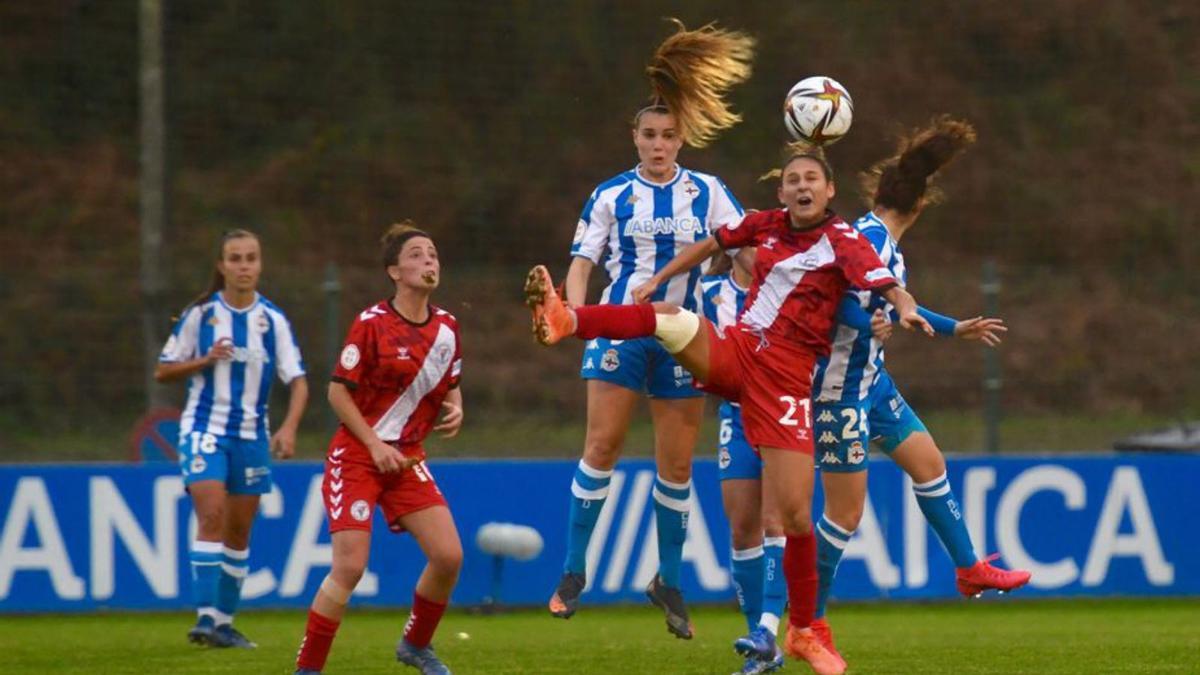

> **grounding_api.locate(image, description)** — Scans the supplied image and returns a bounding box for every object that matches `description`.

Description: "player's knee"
[331,561,366,588]
[779,503,813,537]
[583,438,622,466]
[653,309,700,354]
[429,543,463,578]
[195,509,224,539]
[656,457,691,484]
[825,504,863,532]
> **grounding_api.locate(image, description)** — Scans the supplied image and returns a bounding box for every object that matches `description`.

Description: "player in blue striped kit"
[808,118,1030,659]
[701,250,786,674]
[156,229,308,649]
[549,20,753,639]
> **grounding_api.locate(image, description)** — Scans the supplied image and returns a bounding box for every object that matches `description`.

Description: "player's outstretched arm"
[632,237,721,303]
[882,286,934,336]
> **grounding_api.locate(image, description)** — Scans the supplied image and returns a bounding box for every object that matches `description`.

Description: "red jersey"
[715,209,898,356]
[330,300,462,451]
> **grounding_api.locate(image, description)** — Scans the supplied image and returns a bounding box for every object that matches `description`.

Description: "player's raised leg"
[889,432,1031,596]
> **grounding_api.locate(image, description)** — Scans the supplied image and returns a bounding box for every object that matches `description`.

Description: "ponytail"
[862,115,977,214]
[638,19,756,148]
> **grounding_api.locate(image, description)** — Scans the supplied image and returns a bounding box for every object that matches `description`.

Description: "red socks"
[784,531,819,630]
[402,592,447,649]
[296,609,340,672]
[573,303,657,340]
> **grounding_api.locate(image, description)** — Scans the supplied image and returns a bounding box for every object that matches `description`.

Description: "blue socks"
[760,536,786,634]
[215,546,249,624]
[913,472,978,568]
[652,475,691,588]
[730,546,764,632]
[815,516,854,619]
[190,540,222,621]
[564,460,613,576]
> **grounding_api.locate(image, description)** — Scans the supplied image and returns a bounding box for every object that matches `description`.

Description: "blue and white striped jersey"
[571,165,743,312]
[160,292,306,441]
[700,271,749,332]
[812,212,907,404]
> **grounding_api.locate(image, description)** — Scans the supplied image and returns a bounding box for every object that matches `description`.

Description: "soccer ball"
[783,76,854,146]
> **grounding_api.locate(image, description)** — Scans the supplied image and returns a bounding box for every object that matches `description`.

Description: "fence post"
[322,262,342,431]
[139,0,169,408]
[982,259,1002,453]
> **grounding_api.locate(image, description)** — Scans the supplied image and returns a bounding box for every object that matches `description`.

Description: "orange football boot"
[810,617,843,664]
[524,265,574,345]
[784,624,846,675]
[956,553,1032,597]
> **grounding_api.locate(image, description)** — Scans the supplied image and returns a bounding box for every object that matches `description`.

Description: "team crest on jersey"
[848,441,866,464]
[254,314,271,333]
[207,315,221,326]
[625,193,639,205]
[718,447,731,469]
[351,499,371,522]
[190,455,207,475]
[600,349,620,372]
[432,344,452,367]
[340,344,361,370]
[683,179,699,197]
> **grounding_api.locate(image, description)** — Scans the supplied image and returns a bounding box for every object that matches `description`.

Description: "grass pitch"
[2,599,1196,674]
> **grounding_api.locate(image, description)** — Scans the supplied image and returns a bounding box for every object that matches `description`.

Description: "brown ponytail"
[861,116,977,214]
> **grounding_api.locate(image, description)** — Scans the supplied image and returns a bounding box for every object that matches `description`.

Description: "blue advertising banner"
[0,454,1194,612]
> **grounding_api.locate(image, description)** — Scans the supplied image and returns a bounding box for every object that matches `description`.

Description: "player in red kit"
[296,223,464,675]
[525,149,934,675]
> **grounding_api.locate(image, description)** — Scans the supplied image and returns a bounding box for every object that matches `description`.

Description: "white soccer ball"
[783,76,854,146]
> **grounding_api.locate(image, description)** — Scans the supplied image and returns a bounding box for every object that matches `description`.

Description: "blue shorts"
[717,401,762,481]
[814,372,927,473]
[580,336,702,399]
[178,430,273,494]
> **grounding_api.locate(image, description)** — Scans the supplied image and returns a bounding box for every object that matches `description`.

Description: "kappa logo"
[601,349,620,372]
[821,451,842,465]
[818,431,838,445]
[584,358,595,370]
[351,499,371,522]
[817,409,836,424]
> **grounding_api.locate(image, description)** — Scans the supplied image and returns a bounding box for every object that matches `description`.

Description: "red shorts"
[322,439,448,534]
[696,322,816,454]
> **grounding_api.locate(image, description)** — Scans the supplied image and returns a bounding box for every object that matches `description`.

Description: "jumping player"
[809,118,1030,659]
[295,223,464,675]
[549,19,753,640]
[156,229,309,649]
[526,148,935,675]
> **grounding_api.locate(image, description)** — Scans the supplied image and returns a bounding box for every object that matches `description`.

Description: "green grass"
[2,599,1196,674]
